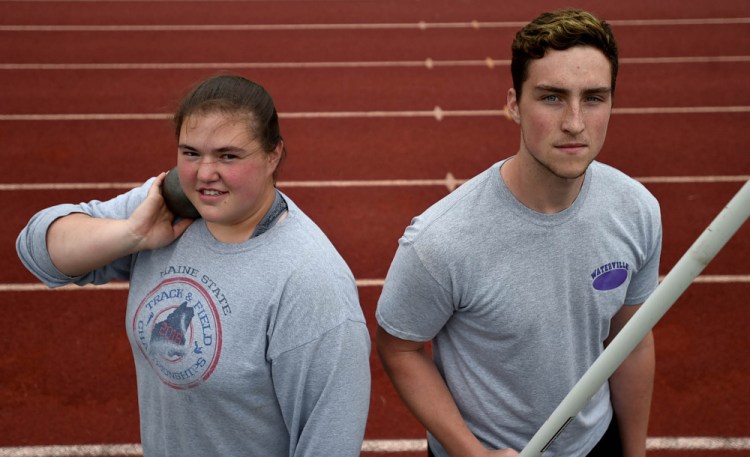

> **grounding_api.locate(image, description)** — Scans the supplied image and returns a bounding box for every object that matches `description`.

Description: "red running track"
[1,0,749,455]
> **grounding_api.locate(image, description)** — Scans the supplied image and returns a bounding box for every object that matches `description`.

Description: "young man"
[376,9,661,457]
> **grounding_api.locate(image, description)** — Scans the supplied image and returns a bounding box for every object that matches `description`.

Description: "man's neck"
[500,154,586,214]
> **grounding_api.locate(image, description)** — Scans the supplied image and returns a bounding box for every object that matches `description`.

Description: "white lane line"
[635,176,750,184]
[1,437,749,455]
[621,55,750,64]
[0,114,171,121]
[610,18,750,26]
[0,18,748,32]
[361,439,427,452]
[1,105,748,122]
[1,175,748,194]
[686,275,750,283]
[0,22,503,32]
[2,55,748,70]
[0,60,462,70]
[647,437,750,449]
[614,106,750,114]
[0,444,142,457]
[280,175,465,190]
[1,276,748,292]
[0,282,130,292]
[0,183,144,191]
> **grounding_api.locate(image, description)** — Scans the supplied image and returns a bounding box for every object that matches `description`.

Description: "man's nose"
[561,103,585,134]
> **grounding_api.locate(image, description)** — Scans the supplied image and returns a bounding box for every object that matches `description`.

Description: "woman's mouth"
[198,189,227,199]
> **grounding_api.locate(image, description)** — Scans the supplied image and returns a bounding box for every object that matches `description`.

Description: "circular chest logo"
[133,277,222,389]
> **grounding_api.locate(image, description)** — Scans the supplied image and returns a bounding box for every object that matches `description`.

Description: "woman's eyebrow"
[177,144,247,154]
[215,145,246,154]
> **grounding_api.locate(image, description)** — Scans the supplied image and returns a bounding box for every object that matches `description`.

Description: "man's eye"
[542,95,560,102]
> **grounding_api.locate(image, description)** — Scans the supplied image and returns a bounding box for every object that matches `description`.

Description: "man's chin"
[537,157,593,182]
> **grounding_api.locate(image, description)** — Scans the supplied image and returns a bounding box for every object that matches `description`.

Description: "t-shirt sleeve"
[624,195,663,305]
[271,320,371,457]
[376,238,455,342]
[15,179,154,287]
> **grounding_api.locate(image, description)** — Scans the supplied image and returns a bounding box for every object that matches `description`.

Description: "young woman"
[17,74,371,456]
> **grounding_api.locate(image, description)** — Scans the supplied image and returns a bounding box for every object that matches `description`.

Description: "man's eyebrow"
[533,85,611,95]
[582,86,612,95]
[534,85,569,94]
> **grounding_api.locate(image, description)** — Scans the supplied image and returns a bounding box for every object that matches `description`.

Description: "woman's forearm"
[47,213,140,276]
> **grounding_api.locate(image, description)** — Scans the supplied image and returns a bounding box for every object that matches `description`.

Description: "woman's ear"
[506,88,521,124]
[268,139,284,167]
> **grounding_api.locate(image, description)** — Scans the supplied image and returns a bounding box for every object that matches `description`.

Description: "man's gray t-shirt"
[376,160,661,456]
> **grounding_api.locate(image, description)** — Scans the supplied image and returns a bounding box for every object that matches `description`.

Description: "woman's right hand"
[127,172,194,251]
[47,173,194,276]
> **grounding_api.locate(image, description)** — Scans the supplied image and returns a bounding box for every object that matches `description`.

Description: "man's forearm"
[609,330,655,457]
[376,327,487,456]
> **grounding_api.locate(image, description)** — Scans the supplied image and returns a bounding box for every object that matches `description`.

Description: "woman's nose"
[196,157,220,181]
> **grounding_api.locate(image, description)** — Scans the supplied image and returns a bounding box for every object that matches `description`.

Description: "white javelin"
[521,179,750,456]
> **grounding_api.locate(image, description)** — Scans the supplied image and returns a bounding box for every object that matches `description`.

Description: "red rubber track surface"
[1,0,749,455]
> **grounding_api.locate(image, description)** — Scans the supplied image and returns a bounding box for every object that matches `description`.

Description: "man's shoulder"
[590,161,658,205]
[586,162,662,234]
[405,163,501,241]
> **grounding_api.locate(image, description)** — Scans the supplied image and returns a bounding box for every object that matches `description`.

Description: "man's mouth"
[556,143,587,152]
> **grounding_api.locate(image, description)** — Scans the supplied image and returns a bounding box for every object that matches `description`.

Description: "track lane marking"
[1,105,749,122]
[1,175,748,193]
[1,437,750,456]
[1,55,749,70]
[1,276,749,292]
[1,17,748,32]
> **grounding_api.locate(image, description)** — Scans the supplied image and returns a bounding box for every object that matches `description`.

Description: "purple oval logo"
[592,268,628,291]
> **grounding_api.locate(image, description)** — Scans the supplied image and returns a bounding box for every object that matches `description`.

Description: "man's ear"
[506,88,521,124]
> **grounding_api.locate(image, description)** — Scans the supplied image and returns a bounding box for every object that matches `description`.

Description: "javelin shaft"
[520,179,750,457]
